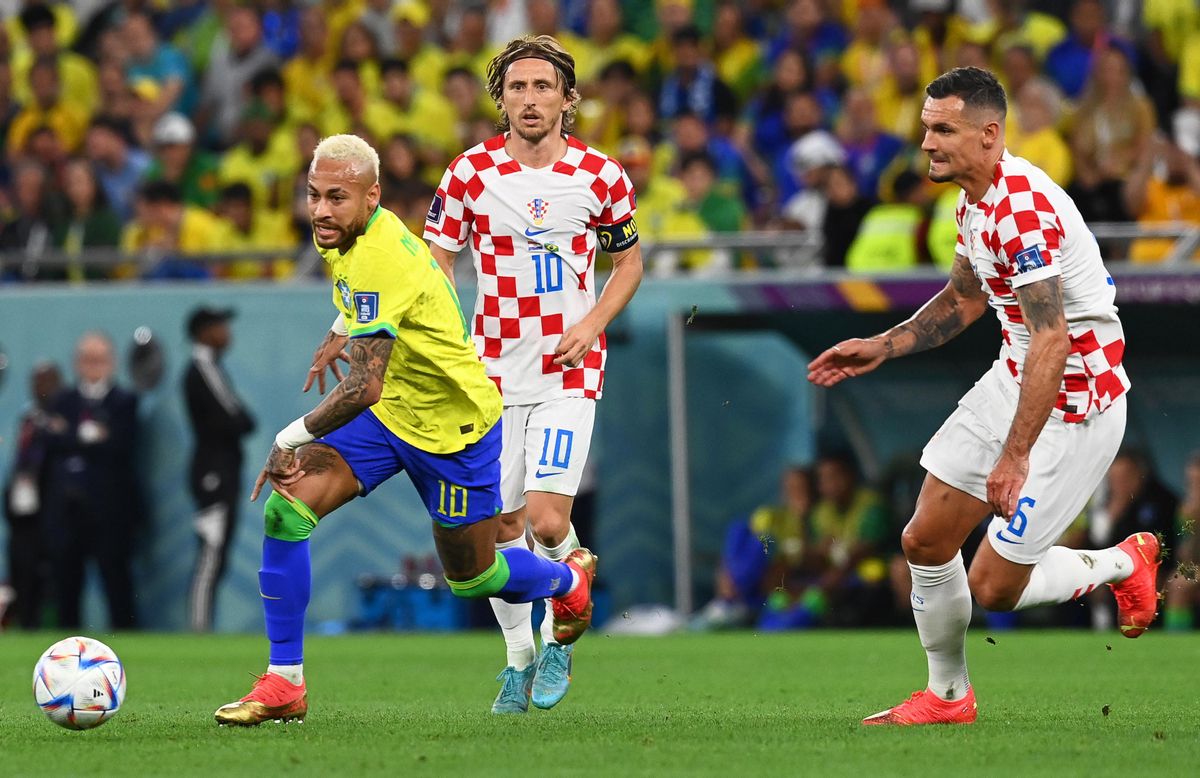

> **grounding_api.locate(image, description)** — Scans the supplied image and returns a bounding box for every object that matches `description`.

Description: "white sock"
[268,664,303,685]
[535,524,580,646]
[1014,546,1134,610]
[490,535,536,670]
[909,553,972,702]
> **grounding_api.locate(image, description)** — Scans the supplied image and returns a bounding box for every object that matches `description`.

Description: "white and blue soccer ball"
[33,636,126,730]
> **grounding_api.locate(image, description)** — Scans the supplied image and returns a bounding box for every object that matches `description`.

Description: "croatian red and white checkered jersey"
[956,151,1130,423]
[424,133,636,405]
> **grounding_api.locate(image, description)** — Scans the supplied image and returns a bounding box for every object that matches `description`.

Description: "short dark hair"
[140,180,183,205]
[19,3,56,32]
[250,67,284,94]
[678,151,716,174]
[925,67,1007,118]
[220,182,253,204]
[380,58,410,78]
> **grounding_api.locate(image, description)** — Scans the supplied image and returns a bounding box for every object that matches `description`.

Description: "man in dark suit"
[184,307,255,631]
[44,332,140,629]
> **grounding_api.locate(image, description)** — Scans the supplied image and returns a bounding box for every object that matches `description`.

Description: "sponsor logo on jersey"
[1013,245,1046,273]
[527,197,550,226]
[354,292,379,323]
[426,194,443,224]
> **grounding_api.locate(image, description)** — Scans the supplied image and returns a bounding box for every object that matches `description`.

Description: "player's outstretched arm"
[303,318,351,394]
[251,336,394,502]
[554,242,644,366]
[987,275,1070,518]
[808,252,988,387]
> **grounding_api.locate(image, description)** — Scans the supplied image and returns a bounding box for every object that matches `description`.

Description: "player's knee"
[901,522,951,566]
[444,551,509,599]
[263,492,320,542]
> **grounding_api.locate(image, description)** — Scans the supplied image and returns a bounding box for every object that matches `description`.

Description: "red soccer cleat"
[1109,532,1163,638]
[550,548,597,645]
[214,672,307,726]
[862,688,978,726]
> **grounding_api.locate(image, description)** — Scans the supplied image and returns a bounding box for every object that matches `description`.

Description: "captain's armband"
[597,217,639,253]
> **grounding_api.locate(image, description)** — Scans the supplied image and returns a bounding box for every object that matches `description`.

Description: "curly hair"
[486,35,580,134]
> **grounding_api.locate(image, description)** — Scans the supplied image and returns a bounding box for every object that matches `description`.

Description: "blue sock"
[259,537,310,665]
[497,548,573,602]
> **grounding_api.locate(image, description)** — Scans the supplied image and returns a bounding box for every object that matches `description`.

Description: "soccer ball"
[33,636,126,730]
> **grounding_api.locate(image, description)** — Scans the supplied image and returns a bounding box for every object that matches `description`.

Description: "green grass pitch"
[4,630,1198,776]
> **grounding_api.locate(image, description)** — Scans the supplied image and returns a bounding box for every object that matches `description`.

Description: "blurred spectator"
[22,124,68,176]
[820,164,873,268]
[445,5,496,81]
[840,1,898,90]
[3,361,63,629]
[338,19,382,97]
[836,87,905,201]
[691,466,816,630]
[618,137,710,276]
[282,6,334,127]
[657,25,738,133]
[320,59,390,142]
[711,2,764,102]
[49,157,121,281]
[803,451,890,627]
[218,101,297,218]
[288,122,321,242]
[1139,1,1192,134]
[123,10,195,118]
[1044,0,1136,100]
[0,59,19,151]
[43,332,139,630]
[215,182,295,280]
[781,129,845,233]
[747,50,812,171]
[261,0,302,61]
[573,0,650,84]
[969,0,1067,65]
[1069,43,1156,223]
[523,0,585,56]
[680,151,747,237]
[14,3,98,117]
[873,40,927,145]
[197,5,278,148]
[1000,44,1041,105]
[391,1,446,97]
[1009,78,1072,187]
[143,112,220,210]
[1177,28,1200,157]
[926,185,960,271]
[1124,134,1200,263]
[576,59,640,153]
[8,56,90,156]
[378,58,458,160]
[360,0,399,57]
[909,0,972,78]
[846,169,927,273]
[1086,448,1179,630]
[1164,452,1200,630]
[0,160,54,280]
[183,306,256,632]
[766,0,848,73]
[442,66,492,152]
[84,118,150,223]
[770,91,826,206]
[121,181,225,279]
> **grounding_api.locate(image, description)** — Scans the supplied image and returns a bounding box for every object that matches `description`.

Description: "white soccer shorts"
[499,397,596,512]
[920,360,1127,565]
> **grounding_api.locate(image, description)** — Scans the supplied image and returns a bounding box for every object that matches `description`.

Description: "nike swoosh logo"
[994,530,1022,545]
[259,591,282,600]
[525,227,552,237]
[534,469,563,478]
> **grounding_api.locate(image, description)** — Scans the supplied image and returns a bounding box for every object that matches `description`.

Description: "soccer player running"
[424,36,643,714]
[807,68,1161,726]
[214,134,597,726]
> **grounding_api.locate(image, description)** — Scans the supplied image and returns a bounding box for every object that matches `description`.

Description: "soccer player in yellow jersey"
[214,134,597,727]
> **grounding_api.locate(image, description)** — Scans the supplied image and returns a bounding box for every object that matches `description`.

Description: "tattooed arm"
[987,275,1071,518]
[302,335,394,437]
[251,336,394,501]
[807,253,989,387]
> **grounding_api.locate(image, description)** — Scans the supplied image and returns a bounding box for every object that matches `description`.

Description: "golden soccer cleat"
[214,673,308,726]
[551,548,597,645]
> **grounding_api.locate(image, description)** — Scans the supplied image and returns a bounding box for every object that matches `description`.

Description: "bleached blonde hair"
[311,134,380,184]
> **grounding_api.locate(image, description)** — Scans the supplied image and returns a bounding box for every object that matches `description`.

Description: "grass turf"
[3,630,1197,776]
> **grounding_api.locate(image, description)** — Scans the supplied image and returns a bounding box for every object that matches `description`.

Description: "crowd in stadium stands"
[1,0,1200,281]
[692,449,1200,631]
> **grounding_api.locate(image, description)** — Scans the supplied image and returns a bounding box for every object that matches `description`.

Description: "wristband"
[275,416,314,450]
[331,315,348,336]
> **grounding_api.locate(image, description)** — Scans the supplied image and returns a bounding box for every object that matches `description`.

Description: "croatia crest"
[527,197,550,226]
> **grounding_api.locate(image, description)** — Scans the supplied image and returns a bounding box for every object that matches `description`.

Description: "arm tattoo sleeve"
[304,336,394,438]
[881,253,986,358]
[1014,276,1067,334]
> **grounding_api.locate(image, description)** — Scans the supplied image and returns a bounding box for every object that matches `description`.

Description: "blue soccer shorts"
[316,409,502,527]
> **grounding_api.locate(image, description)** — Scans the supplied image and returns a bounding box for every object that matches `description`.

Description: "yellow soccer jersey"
[321,206,501,454]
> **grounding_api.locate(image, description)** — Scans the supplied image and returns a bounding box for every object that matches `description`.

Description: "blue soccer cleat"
[491,665,535,714]
[531,643,573,709]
